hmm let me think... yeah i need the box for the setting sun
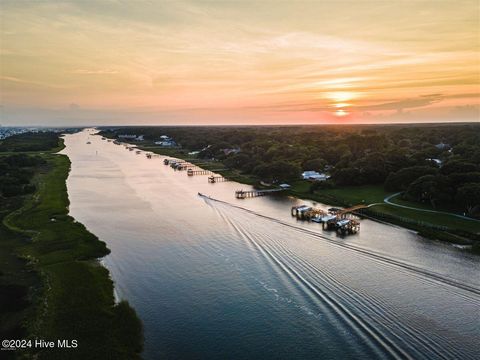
[0,1,479,358]
[0,1,478,125]
[327,92,357,103]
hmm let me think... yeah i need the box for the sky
[1,0,479,126]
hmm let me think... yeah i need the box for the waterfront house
[118,134,144,141]
[302,171,330,181]
[426,158,443,166]
[435,142,450,150]
[221,148,241,156]
[154,140,177,147]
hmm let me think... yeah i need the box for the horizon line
[2,121,479,128]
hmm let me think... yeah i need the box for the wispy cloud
[1,0,478,125]
[72,69,118,75]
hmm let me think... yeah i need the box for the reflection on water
[62,130,480,360]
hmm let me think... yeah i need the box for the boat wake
[201,195,480,360]
[201,195,480,297]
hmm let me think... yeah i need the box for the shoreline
[0,133,144,359]
[101,133,479,254]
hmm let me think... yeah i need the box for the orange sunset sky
[1,0,479,125]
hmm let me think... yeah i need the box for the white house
[222,148,241,155]
[302,171,330,181]
[118,134,137,139]
[118,134,144,141]
[435,142,450,150]
[154,140,177,147]
[426,158,443,166]
[154,134,177,147]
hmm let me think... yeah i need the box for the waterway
[62,129,480,360]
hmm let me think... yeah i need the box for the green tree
[404,174,454,208]
[455,183,480,216]
[302,158,327,171]
[440,160,477,175]
[253,161,300,182]
[384,166,438,192]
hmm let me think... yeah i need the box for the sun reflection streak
[335,109,349,117]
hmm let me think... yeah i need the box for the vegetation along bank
[100,124,480,253]
[0,132,143,360]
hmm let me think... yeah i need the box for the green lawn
[290,181,390,206]
[387,193,466,214]
[370,204,480,234]
[288,181,480,239]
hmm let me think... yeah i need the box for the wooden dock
[188,168,227,176]
[165,158,188,165]
[323,218,360,235]
[208,175,230,183]
[290,204,366,235]
[164,158,200,165]
[235,188,284,199]
[188,169,213,176]
[335,204,368,218]
[291,205,327,220]
[175,164,197,171]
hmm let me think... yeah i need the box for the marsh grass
[1,134,143,359]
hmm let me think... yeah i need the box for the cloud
[72,69,118,75]
[245,94,446,113]
[0,76,66,89]
[355,94,444,111]
[449,104,480,118]
[1,1,478,125]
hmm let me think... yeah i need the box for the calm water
[62,129,480,360]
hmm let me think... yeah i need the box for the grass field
[1,139,143,359]
[369,204,480,234]
[0,196,39,346]
[290,182,389,205]
[387,193,467,214]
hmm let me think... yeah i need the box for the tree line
[100,124,480,217]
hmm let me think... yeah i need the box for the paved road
[382,192,480,222]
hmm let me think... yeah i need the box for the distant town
[0,126,73,140]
